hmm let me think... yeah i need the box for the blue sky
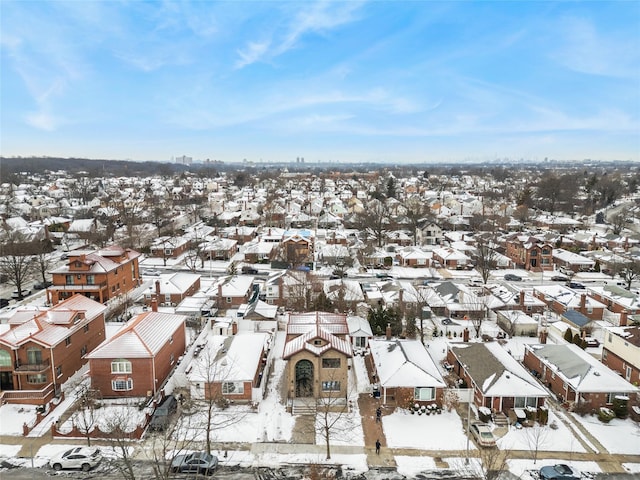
[1,1,639,164]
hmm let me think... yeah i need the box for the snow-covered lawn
[0,404,38,435]
[571,413,640,455]
[383,408,472,450]
[497,410,586,453]
[0,445,22,459]
[395,456,438,476]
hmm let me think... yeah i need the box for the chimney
[232,321,238,335]
[151,297,158,312]
[580,293,586,312]
[539,330,548,344]
[463,328,470,342]
[620,310,628,327]
[155,280,161,296]
[519,290,525,307]
[385,323,392,341]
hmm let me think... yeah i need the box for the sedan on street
[170,451,218,476]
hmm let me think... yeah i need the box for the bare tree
[32,240,55,285]
[190,342,249,455]
[475,447,511,480]
[473,235,498,284]
[70,383,101,446]
[610,210,629,235]
[356,199,392,248]
[524,423,550,465]
[0,232,37,297]
[619,261,640,290]
[314,368,357,460]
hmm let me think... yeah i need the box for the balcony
[15,358,50,373]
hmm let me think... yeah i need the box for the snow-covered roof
[87,311,186,359]
[347,316,373,337]
[450,342,548,398]
[188,332,269,383]
[526,343,638,394]
[369,339,445,389]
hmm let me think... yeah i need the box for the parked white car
[49,447,102,472]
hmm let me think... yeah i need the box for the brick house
[87,310,186,399]
[532,285,606,321]
[47,245,141,305]
[144,273,201,308]
[586,285,639,326]
[367,337,445,407]
[149,236,190,260]
[432,247,470,269]
[601,326,640,386]
[523,343,637,410]
[447,342,548,413]
[188,331,270,404]
[216,275,255,308]
[505,235,553,272]
[282,312,353,402]
[0,294,107,405]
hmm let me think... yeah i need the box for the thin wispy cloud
[0,1,637,161]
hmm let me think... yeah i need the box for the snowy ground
[1,323,639,477]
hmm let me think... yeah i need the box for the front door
[0,371,13,390]
[295,360,314,397]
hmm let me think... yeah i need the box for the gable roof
[450,342,548,398]
[527,343,638,394]
[87,312,185,359]
[282,324,352,359]
[369,339,445,388]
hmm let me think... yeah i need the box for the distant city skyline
[1,1,638,163]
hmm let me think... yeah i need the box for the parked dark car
[241,266,258,274]
[170,451,218,475]
[0,298,10,308]
[503,274,522,281]
[539,463,580,480]
[550,275,569,282]
[566,281,585,289]
[34,280,53,290]
[149,395,177,432]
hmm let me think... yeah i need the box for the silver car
[170,451,218,476]
[49,447,102,472]
[470,421,497,447]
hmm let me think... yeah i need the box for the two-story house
[0,294,107,405]
[47,245,141,305]
[86,309,187,398]
[602,326,640,386]
[505,235,553,272]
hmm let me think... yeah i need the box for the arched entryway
[295,359,314,397]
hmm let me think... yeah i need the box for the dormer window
[314,340,322,346]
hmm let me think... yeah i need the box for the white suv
[49,447,102,472]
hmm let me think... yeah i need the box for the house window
[0,350,11,367]
[27,373,47,384]
[170,353,174,365]
[626,366,632,381]
[226,297,232,304]
[65,337,71,346]
[606,392,624,404]
[66,275,74,285]
[111,359,132,374]
[27,348,42,365]
[322,358,340,368]
[414,387,435,401]
[56,366,62,377]
[531,250,538,257]
[80,345,87,357]
[112,378,133,391]
[355,337,366,348]
[84,324,89,333]
[526,306,532,312]
[602,350,608,360]
[514,397,537,408]
[87,275,95,285]
[322,381,340,391]
[314,340,322,346]
[542,248,550,255]
[222,382,244,394]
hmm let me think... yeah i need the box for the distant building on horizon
[175,155,192,165]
